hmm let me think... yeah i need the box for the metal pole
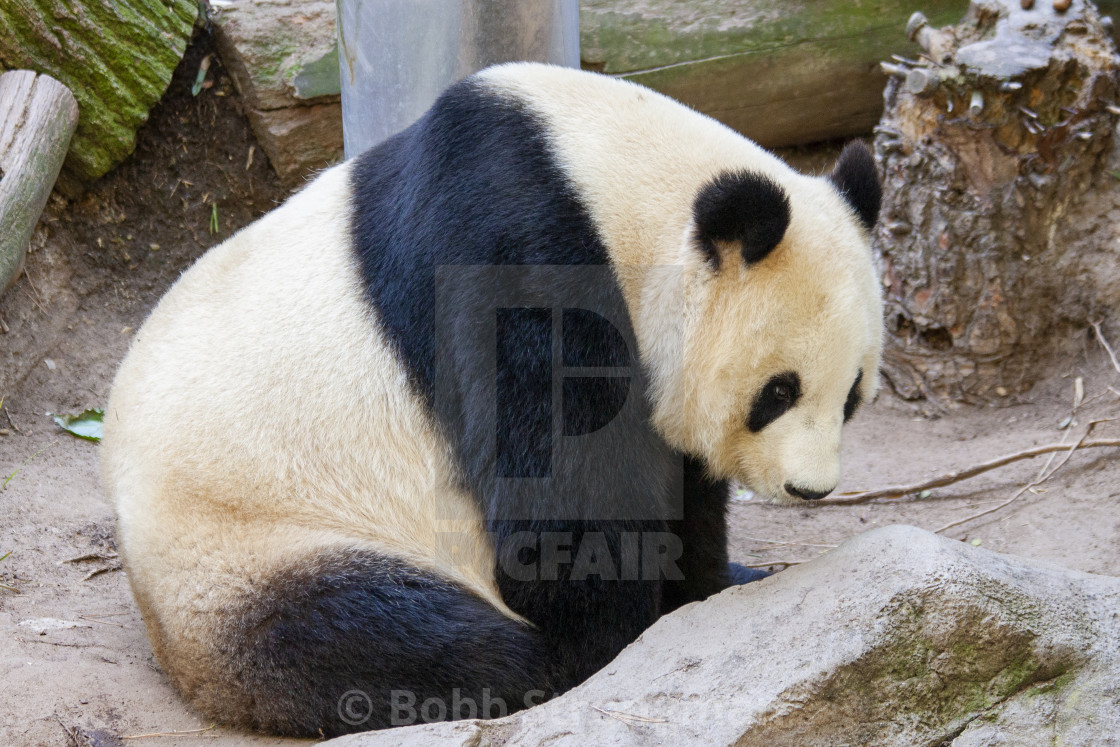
[336,0,580,158]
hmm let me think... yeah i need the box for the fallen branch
[738,559,807,569]
[82,564,122,581]
[1092,321,1120,376]
[60,551,118,565]
[934,420,1109,534]
[55,716,79,747]
[121,725,216,740]
[823,438,1120,506]
[740,534,837,548]
[590,705,668,726]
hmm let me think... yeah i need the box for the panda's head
[638,141,883,504]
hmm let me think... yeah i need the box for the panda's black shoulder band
[692,170,791,269]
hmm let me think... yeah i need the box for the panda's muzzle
[784,483,833,501]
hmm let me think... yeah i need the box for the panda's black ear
[829,141,881,232]
[693,170,791,269]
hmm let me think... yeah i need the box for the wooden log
[0,0,197,193]
[579,0,971,148]
[0,71,78,293]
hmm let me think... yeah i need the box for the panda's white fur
[102,63,882,736]
[480,65,881,501]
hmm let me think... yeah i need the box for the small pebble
[44,358,56,371]
[995,386,1008,396]
[1053,0,1072,11]
[1021,0,1034,7]
[0,429,9,436]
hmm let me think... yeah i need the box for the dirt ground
[1,33,1119,747]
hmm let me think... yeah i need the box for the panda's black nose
[785,483,833,501]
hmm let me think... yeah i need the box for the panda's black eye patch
[748,372,801,433]
[843,370,863,423]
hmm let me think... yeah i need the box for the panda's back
[102,163,509,623]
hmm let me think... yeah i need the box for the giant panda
[102,62,883,736]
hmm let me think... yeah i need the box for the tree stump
[0,71,78,293]
[873,0,1120,404]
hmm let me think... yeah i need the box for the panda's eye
[748,372,801,432]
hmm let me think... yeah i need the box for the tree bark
[0,70,78,293]
[872,0,1120,404]
[0,0,196,194]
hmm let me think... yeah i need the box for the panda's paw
[727,561,771,585]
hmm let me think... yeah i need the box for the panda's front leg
[660,455,764,614]
[490,518,665,693]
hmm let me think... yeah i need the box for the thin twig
[738,559,807,569]
[22,269,47,314]
[78,614,127,628]
[56,716,79,747]
[4,405,23,433]
[590,705,668,726]
[1,397,22,433]
[61,552,119,565]
[934,420,1109,534]
[1036,380,1101,480]
[17,638,93,648]
[121,725,216,739]
[825,439,1120,505]
[1092,321,1120,375]
[740,535,837,548]
[82,565,122,581]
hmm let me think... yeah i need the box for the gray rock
[325,525,1120,746]
[211,0,342,185]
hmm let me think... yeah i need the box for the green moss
[1023,670,1078,698]
[255,37,299,88]
[580,0,971,74]
[292,45,341,99]
[0,0,196,185]
[750,592,1081,744]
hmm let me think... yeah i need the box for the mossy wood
[579,0,970,148]
[0,70,78,294]
[0,0,197,194]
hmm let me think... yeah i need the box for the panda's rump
[102,159,522,681]
[104,161,505,598]
[124,522,546,736]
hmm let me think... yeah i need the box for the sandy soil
[1,33,1118,747]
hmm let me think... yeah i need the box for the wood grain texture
[580,0,971,147]
[0,0,196,192]
[0,70,78,292]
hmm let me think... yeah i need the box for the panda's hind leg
[199,549,550,737]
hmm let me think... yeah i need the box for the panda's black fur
[342,74,760,725]
[102,63,882,736]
